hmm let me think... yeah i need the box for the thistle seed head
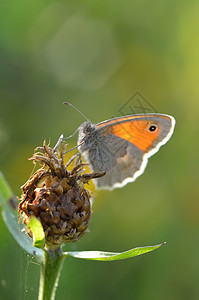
[18,140,105,249]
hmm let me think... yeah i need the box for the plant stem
[39,247,65,300]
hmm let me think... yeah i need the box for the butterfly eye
[148,124,157,132]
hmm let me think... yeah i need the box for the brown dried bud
[18,140,105,249]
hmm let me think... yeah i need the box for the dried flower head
[18,139,105,249]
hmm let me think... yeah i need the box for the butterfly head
[81,121,96,134]
[78,121,97,144]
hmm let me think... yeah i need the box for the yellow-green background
[0,1,199,299]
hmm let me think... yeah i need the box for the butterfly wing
[79,114,175,190]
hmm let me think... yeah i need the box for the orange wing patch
[107,120,160,152]
[97,115,149,128]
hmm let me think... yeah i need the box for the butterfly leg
[64,141,84,155]
[65,153,81,168]
[53,134,64,152]
[74,153,82,166]
[63,127,80,140]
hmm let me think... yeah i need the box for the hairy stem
[39,248,65,300]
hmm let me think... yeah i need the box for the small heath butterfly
[64,103,175,190]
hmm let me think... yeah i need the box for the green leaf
[0,171,14,204]
[0,171,44,260]
[27,216,45,249]
[64,243,165,261]
[0,171,165,263]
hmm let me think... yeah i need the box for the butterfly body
[78,114,175,190]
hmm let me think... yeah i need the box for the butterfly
[77,113,175,190]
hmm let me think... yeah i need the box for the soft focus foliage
[0,1,199,299]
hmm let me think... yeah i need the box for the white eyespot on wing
[80,114,176,190]
[145,115,176,154]
[94,117,176,190]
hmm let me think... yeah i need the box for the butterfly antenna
[63,102,89,122]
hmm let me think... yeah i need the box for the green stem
[39,248,65,300]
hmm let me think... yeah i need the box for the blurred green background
[0,0,199,299]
